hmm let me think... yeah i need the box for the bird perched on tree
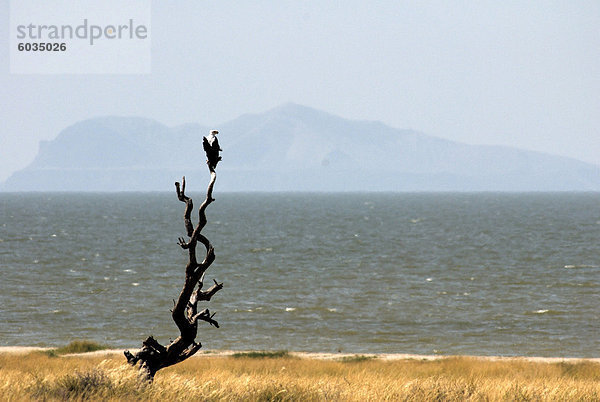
[203,129,222,170]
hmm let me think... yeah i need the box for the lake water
[1,192,599,357]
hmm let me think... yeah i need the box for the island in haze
[3,103,599,192]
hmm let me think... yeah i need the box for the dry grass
[1,351,599,401]
[41,340,110,358]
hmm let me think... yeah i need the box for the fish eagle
[203,129,222,169]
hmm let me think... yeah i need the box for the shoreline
[1,346,598,363]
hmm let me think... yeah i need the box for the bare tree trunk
[124,165,223,380]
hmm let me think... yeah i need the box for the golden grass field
[1,347,600,401]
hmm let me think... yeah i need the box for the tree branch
[191,308,219,328]
[196,279,224,302]
[175,177,194,237]
[125,159,223,380]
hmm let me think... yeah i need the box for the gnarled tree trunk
[124,164,222,380]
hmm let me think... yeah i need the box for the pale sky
[1,1,599,182]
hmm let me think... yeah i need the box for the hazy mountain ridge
[28,117,210,171]
[3,103,599,191]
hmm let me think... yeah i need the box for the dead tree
[124,163,223,380]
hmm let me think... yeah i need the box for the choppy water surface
[1,192,599,357]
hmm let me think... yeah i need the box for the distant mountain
[3,103,600,191]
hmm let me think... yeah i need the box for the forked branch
[124,163,223,381]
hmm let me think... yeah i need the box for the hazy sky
[1,1,599,182]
